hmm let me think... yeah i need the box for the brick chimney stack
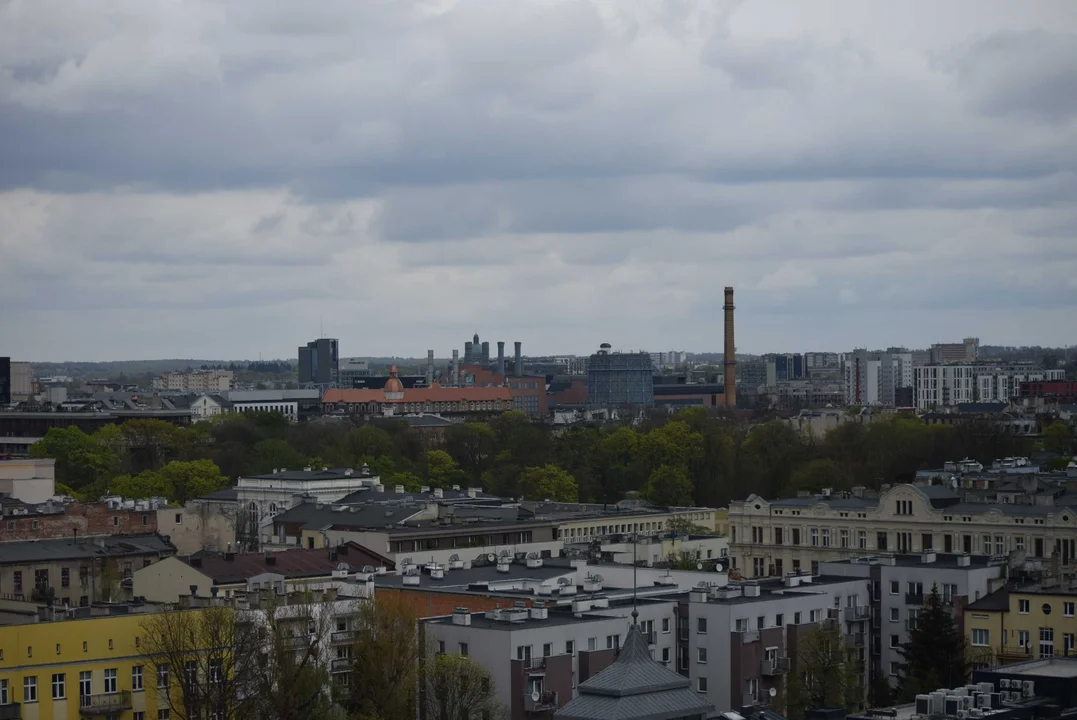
[724,286,736,408]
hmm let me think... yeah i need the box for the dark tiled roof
[966,587,1011,612]
[556,624,713,720]
[181,542,393,584]
[273,502,421,530]
[242,468,375,481]
[194,488,238,502]
[0,534,175,565]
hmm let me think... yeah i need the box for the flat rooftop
[829,553,1000,570]
[988,658,1077,678]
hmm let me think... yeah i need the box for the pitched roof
[323,385,513,404]
[555,624,713,720]
[180,542,393,584]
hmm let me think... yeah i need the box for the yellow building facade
[0,610,196,720]
[965,585,1077,670]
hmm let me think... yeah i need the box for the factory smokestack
[514,342,522,377]
[426,350,434,386]
[481,341,490,367]
[497,341,505,378]
[452,349,460,387]
[723,286,736,408]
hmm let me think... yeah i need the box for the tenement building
[728,484,1077,579]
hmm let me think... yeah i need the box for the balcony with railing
[330,657,352,673]
[523,690,558,713]
[844,605,870,622]
[0,703,21,720]
[905,592,924,606]
[844,632,865,647]
[524,656,547,672]
[331,630,357,644]
[79,691,132,716]
[761,657,790,675]
[741,629,760,644]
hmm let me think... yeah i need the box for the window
[543,643,552,657]
[858,531,867,549]
[735,618,748,632]
[0,680,6,705]
[877,532,888,550]
[890,608,899,622]
[1064,602,1074,617]
[792,528,801,545]
[971,629,990,646]
[104,669,117,694]
[565,641,574,655]
[159,711,171,720]
[890,634,900,648]
[840,529,849,548]
[52,673,65,700]
[79,671,92,704]
[775,614,784,627]
[587,637,596,651]
[1065,634,1075,655]
[890,581,899,595]
[662,647,670,663]
[889,662,900,676]
[14,571,22,593]
[757,616,765,630]
[61,567,70,588]
[1018,630,1030,650]
[437,641,446,655]
[24,676,37,703]
[209,658,223,685]
[794,612,802,624]
[821,529,830,547]
[157,664,169,689]
[184,661,197,689]
[921,533,933,551]
[459,643,468,657]
[132,666,143,691]
[662,617,671,633]
[606,635,620,650]
[1039,627,1054,658]
[697,618,707,634]
[1019,599,1031,614]
[811,528,819,547]
[136,713,145,720]
[810,610,820,623]
[697,647,707,663]
[697,676,708,693]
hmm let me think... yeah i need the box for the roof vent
[957,554,971,567]
[452,608,471,626]
[921,552,937,564]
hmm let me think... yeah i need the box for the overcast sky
[2,0,1076,362]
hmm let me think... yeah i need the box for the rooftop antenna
[320,315,324,339]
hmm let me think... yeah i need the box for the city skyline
[2,1,1076,361]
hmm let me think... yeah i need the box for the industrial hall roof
[555,623,714,720]
[322,384,513,404]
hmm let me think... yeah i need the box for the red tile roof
[323,384,513,404]
[182,542,393,584]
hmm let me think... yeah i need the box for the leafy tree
[30,426,121,491]
[120,418,185,473]
[896,584,969,700]
[443,422,496,476]
[738,421,806,498]
[667,515,715,537]
[639,421,703,471]
[1043,422,1073,456]
[589,426,643,504]
[644,465,695,507]
[425,450,465,488]
[789,458,851,495]
[519,464,579,502]
[423,654,502,720]
[342,593,423,720]
[388,472,423,493]
[786,623,863,720]
[252,439,309,475]
[345,425,395,462]
[111,459,227,503]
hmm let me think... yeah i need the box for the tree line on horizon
[29,406,1073,508]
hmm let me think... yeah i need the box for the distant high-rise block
[298,338,339,386]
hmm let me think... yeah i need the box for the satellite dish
[769,687,778,698]
[697,562,703,570]
[558,577,571,586]
[592,574,603,583]
[336,562,349,570]
[499,549,510,557]
[449,554,460,562]
[487,554,495,562]
[531,690,541,703]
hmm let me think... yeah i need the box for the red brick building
[461,365,549,417]
[0,501,159,542]
[323,366,514,418]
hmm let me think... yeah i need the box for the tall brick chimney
[723,286,736,408]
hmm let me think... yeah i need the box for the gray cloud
[0,0,1075,360]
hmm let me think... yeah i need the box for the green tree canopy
[644,464,695,507]
[519,464,579,502]
[786,623,863,720]
[1043,422,1073,456]
[251,439,309,475]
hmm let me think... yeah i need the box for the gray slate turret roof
[555,623,713,720]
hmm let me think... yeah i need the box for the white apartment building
[152,369,234,392]
[914,364,1065,410]
[843,351,913,407]
[728,483,1077,579]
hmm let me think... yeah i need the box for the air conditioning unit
[976,694,990,708]
[999,679,1010,689]
[915,695,931,716]
[957,710,969,719]
[979,683,994,694]
[970,709,983,718]
[945,697,960,716]
[1023,681,1034,697]
[961,696,973,710]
